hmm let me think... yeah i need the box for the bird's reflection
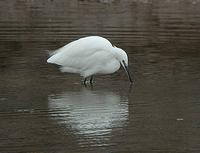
[48,88,129,144]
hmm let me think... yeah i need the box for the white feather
[47,36,130,79]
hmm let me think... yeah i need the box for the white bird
[47,36,132,84]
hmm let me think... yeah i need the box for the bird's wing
[47,36,113,68]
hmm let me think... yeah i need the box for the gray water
[0,0,200,153]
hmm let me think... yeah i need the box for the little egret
[47,36,133,84]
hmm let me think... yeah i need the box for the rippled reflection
[1,0,200,152]
[48,88,128,145]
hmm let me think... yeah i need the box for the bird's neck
[111,47,123,62]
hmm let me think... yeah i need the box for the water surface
[0,0,200,153]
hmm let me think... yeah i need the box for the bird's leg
[82,77,87,86]
[90,76,94,84]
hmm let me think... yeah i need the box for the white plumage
[47,36,132,84]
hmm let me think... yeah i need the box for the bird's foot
[82,76,94,86]
[82,78,87,86]
[89,76,94,84]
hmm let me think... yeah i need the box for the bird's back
[47,36,113,66]
[47,36,117,77]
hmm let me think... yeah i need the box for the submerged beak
[122,61,133,83]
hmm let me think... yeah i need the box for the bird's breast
[98,59,120,74]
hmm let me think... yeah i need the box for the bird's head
[113,47,133,83]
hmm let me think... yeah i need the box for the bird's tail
[46,49,57,64]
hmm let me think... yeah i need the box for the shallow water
[0,0,200,153]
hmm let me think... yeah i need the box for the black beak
[122,61,133,83]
